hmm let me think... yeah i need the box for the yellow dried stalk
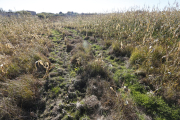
[110,87,118,97]
[121,41,123,49]
[35,60,50,78]
[76,57,81,66]
[94,58,105,66]
[0,64,5,74]
[0,62,8,75]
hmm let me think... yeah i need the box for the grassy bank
[0,16,54,119]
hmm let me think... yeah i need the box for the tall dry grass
[56,5,180,104]
[0,15,53,119]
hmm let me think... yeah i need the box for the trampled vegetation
[0,4,180,120]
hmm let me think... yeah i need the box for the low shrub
[37,14,46,19]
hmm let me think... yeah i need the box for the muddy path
[36,28,153,120]
[37,28,116,120]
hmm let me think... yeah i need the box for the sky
[0,0,179,14]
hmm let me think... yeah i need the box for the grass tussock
[129,46,148,65]
[85,59,109,78]
[0,74,45,119]
[111,40,134,57]
[7,75,43,108]
[70,43,94,67]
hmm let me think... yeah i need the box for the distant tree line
[0,8,96,18]
[36,11,96,19]
[0,8,37,17]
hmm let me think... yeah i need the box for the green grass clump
[113,69,137,87]
[52,86,61,95]
[132,90,180,120]
[80,115,90,120]
[70,70,76,77]
[92,44,102,51]
[129,46,148,65]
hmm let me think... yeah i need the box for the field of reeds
[0,4,180,120]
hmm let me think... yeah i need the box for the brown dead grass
[0,16,53,119]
